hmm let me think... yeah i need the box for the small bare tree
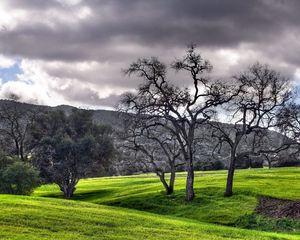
[0,100,37,161]
[119,45,238,201]
[277,103,300,164]
[120,116,183,195]
[211,63,291,197]
[278,103,300,141]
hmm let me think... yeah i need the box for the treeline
[0,101,114,199]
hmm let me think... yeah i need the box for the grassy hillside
[0,194,298,240]
[35,168,300,226]
[0,167,298,239]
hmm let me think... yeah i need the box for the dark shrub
[275,158,300,167]
[0,152,15,168]
[250,159,264,168]
[0,160,40,195]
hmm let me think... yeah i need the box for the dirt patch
[256,196,300,220]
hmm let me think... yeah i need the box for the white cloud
[0,59,126,109]
[42,5,92,28]
[0,1,28,30]
[56,0,82,7]
[0,55,16,69]
[0,59,67,106]
[0,0,92,32]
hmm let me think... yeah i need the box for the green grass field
[0,167,299,239]
[35,168,300,225]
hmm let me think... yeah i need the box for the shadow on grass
[103,187,257,225]
[41,189,113,202]
[72,189,113,202]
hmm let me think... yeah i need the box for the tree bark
[158,172,175,195]
[158,173,169,194]
[224,154,236,197]
[265,155,272,169]
[185,158,195,201]
[64,186,75,199]
[15,139,20,158]
[168,168,176,195]
[60,181,77,199]
[20,142,24,161]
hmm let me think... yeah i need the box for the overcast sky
[0,0,300,109]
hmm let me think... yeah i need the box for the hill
[0,100,121,127]
[0,167,299,239]
[0,99,297,172]
[0,195,297,240]
[34,167,300,234]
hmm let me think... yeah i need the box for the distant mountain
[0,99,298,171]
[0,100,122,127]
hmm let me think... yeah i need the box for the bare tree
[278,103,300,141]
[211,63,291,197]
[119,45,238,201]
[120,116,183,195]
[0,100,37,161]
[276,103,300,165]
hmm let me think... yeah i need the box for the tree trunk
[185,158,195,201]
[158,173,173,195]
[168,168,176,195]
[15,139,20,159]
[265,155,272,169]
[60,182,77,199]
[64,186,76,199]
[20,142,24,161]
[224,155,236,197]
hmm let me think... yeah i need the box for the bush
[0,151,15,168]
[235,213,300,232]
[0,161,40,195]
[275,158,300,167]
[250,159,264,168]
[195,159,226,171]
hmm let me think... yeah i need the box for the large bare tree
[211,63,291,197]
[119,46,238,201]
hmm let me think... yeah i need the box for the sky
[1,0,300,109]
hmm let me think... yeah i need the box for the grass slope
[35,168,300,226]
[0,194,299,240]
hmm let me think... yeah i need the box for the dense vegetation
[30,109,114,198]
[0,154,39,195]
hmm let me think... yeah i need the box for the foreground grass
[0,194,299,240]
[35,167,300,226]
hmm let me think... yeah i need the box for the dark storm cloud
[2,0,300,62]
[7,0,61,10]
[1,0,300,108]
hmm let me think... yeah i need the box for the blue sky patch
[0,59,22,83]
